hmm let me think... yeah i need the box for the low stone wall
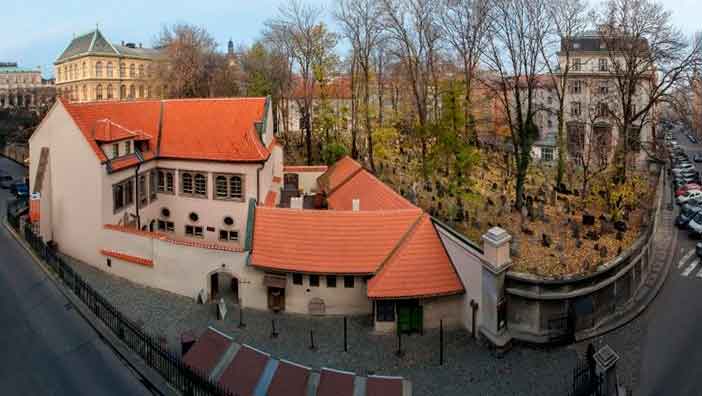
[504,168,664,343]
[1,143,29,167]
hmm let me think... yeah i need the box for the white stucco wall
[28,103,104,267]
[435,224,484,334]
[281,273,371,315]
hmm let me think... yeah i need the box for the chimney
[290,197,303,210]
[352,199,360,212]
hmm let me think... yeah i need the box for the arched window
[194,174,207,196]
[166,172,174,192]
[120,85,127,99]
[182,173,193,194]
[119,63,126,78]
[146,86,151,98]
[63,65,68,80]
[96,85,103,100]
[215,176,227,198]
[138,85,144,98]
[95,61,103,78]
[129,85,135,99]
[230,176,242,199]
[106,84,113,99]
[129,64,136,78]
[82,62,87,78]
[82,85,87,101]
[106,62,114,78]
[138,64,144,77]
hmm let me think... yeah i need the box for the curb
[574,182,677,343]
[2,220,178,396]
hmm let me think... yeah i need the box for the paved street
[636,129,702,396]
[0,156,152,396]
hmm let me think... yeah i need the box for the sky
[1,0,700,78]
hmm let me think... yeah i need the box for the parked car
[0,174,13,189]
[9,181,28,199]
[678,190,702,205]
[677,184,702,197]
[688,212,702,237]
[677,205,702,228]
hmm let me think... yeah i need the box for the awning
[263,273,287,289]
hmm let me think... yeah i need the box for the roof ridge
[370,212,426,275]
[327,165,363,196]
[87,30,98,52]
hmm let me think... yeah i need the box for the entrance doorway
[397,300,423,334]
[209,271,239,304]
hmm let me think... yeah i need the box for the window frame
[180,170,208,198]
[157,220,175,233]
[185,225,204,238]
[149,169,158,201]
[156,168,175,194]
[212,173,245,201]
[376,301,395,322]
[326,275,337,288]
[218,229,239,242]
[112,177,135,213]
[309,275,320,287]
[344,276,355,288]
[292,273,303,285]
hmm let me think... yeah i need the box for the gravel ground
[63,255,594,396]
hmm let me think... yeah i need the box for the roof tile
[327,168,415,211]
[100,249,153,267]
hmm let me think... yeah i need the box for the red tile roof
[218,345,269,396]
[327,168,415,211]
[316,368,355,396]
[317,156,362,193]
[183,328,232,377]
[251,208,423,274]
[368,215,464,299]
[266,360,310,396]
[283,165,328,173]
[103,224,242,252]
[366,376,404,396]
[61,97,270,168]
[159,98,269,162]
[100,249,154,267]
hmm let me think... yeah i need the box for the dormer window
[124,141,131,155]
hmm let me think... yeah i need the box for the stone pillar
[594,345,620,396]
[479,226,513,348]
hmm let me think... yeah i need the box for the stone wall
[2,143,28,167]
[504,168,664,343]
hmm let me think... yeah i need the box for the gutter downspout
[256,163,264,204]
[135,162,141,230]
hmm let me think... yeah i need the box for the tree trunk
[350,55,359,159]
[556,111,566,190]
[364,67,374,172]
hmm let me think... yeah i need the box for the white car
[678,190,702,205]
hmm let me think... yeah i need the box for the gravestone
[217,298,227,320]
[308,297,326,315]
[510,236,521,257]
[197,289,207,304]
[541,233,552,247]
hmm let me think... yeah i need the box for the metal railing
[5,203,236,396]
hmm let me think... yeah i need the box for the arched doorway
[209,270,239,304]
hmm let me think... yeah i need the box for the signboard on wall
[29,192,40,223]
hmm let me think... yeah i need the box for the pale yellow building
[54,29,164,102]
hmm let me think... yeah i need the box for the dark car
[10,181,28,198]
[0,174,13,189]
[694,154,702,163]
[677,205,702,228]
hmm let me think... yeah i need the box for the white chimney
[352,199,360,212]
[291,197,303,210]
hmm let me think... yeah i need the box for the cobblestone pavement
[66,255,580,396]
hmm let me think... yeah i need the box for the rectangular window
[219,230,239,241]
[185,225,204,238]
[344,276,354,288]
[181,171,207,197]
[124,141,131,155]
[571,102,582,117]
[597,102,609,118]
[599,58,609,72]
[292,273,303,285]
[112,177,134,212]
[112,144,119,159]
[542,147,554,162]
[213,173,245,201]
[376,301,395,322]
[138,174,147,207]
[570,80,582,95]
[157,220,174,232]
[149,170,157,201]
[309,275,320,287]
[124,179,134,206]
[157,169,175,194]
[326,275,337,288]
[599,83,609,95]
[571,58,582,71]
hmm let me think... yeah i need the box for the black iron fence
[5,203,236,396]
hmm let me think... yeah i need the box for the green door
[397,301,422,334]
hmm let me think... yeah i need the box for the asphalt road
[0,156,152,396]
[638,129,702,396]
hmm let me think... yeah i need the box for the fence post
[343,316,348,352]
[440,319,444,366]
[396,332,403,357]
[238,305,246,328]
[270,319,278,338]
[309,330,315,350]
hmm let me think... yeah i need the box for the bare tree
[265,0,337,165]
[595,0,702,179]
[155,23,218,98]
[539,0,588,190]
[439,0,490,144]
[482,0,550,210]
[380,0,442,175]
[335,0,385,170]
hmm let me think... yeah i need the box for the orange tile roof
[159,98,269,162]
[61,97,270,167]
[327,168,415,211]
[100,249,154,267]
[368,215,464,299]
[103,224,242,252]
[263,190,277,207]
[250,207,423,274]
[317,156,362,193]
[283,165,328,173]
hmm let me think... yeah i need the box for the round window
[189,212,199,222]
[223,216,234,226]
[161,208,170,218]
